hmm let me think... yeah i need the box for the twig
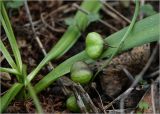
[72,86,88,113]
[0,80,12,88]
[72,3,118,32]
[120,98,124,114]
[151,82,156,114]
[101,0,131,24]
[104,87,134,110]
[0,90,8,96]
[24,0,53,70]
[145,70,159,79]
[91,84,107,114]
[40,13,65,33]
[75,84,99,113]
[122,67,135,82]
[24,4,69,27]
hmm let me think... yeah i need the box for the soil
[0,0,159,113]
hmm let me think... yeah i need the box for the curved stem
[93,0,140,80]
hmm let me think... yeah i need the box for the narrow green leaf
[0,40,17,69]
[0,67,20,75]
[0,2,22,73]
[34,13,160,93]
[23,65,43,113]
[27,0,102,83]
[0,83,23,112]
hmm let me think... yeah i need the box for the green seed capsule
[71,61,92,85]
[85,32,104,59]
[66,95,80,112]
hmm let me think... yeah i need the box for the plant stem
[93,0,140,80]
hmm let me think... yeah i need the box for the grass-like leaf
[27,0,102,82]
[0,67,20,75]
[0,2,22,73]
[33,13,160,93]
[0,83,23,112]
[0,40,17,69]
[22,65,43,113]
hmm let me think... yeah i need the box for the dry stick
[72,86,88,113]
[0,90,8,96]
[151,82,156,114]
[72,3,118,32]
[104,44,158,110]
[24,0,53,70]
[102,7,122,22]
[122,67,135,83]
[75,84,99,113]
[107,108,135,113]
[61,76,98,112]
[147,70,160,78]
[40,13,65,33]
[100,0,131,24]
[24,4,69,27]
[0,80,12,88]
[92,85,107,114]
[120,98,125,114]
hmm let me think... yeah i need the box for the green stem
[93,0,140,79]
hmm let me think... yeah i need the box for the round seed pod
[85,32,104,59]
[70,61,93,85]
[66,95,80,112]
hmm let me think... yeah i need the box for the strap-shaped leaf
[0,83,23,112]
[0,40,17,69]
[0,2,22,73]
